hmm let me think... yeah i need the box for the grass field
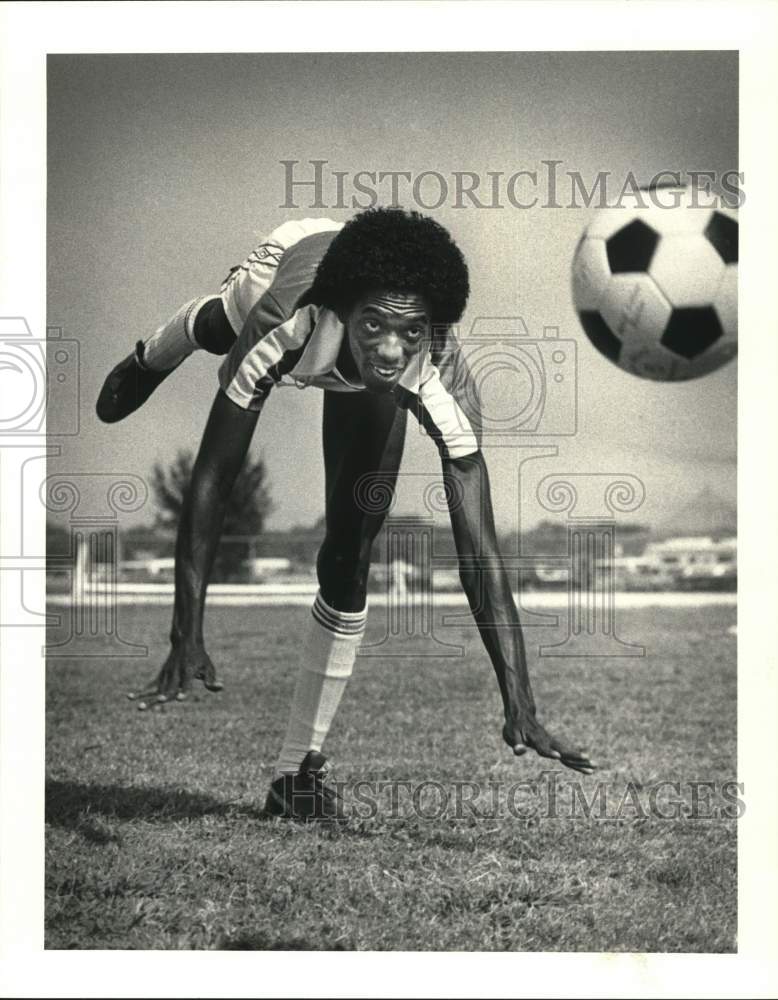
[45,601,737,951]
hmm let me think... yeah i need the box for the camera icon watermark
[420,317,578,448]
[0,318,80,436]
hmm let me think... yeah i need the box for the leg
[95,296,236,423]
[272,391,406,783]
[318,389,408,610]
[95,218,331,424]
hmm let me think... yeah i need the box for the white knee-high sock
[140,295,217,372]
[274,592,367,776]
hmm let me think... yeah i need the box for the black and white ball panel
[606,219,659,274]
[704,211,738,265]
[571,190,738,381]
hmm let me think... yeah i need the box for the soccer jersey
[218,219,481,459]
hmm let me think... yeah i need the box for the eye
[364,319,381,333]
[405,326,424,341]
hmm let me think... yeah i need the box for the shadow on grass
[46,780,488,844]
[45,778,262,830]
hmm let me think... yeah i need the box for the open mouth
[369,363,403,382]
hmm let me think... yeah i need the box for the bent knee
[192,297,236,355]
[317,539,374,611]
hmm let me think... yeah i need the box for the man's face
[342,291,430,394]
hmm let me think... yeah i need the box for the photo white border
[1,2,776,996]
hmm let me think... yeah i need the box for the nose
[375,335,404,366]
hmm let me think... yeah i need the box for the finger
[545,735,594,764]
[512,743,528,756]
[568,753,596,768]
[158,669,182,699]
[557,749,595,769]
[159,668,188,700]
[127,682,161,702]
[565,760,596,773]
[131,690,160,707]
[134,684,166,711]
[556,747,594,765]
[155,689,189,706]
[562,753,594,768]
[561,758,596,775]
[196,662,224,692]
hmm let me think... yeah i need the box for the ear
[336,292,365,326]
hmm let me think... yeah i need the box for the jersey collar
[290,307,347,379]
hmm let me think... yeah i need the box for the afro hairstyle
[307,207,470,325]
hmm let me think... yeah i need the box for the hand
[127,640,223,710]
[503,717,596,775]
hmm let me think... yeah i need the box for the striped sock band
[311,591,367,637]
[141,295,214,372]
[273,594,367,777]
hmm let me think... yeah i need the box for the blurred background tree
[150,448,273,581]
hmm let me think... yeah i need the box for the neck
[336,336,360,381]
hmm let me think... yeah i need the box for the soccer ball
[571,186,737,381]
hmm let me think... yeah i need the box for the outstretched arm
[443,450,595,774]
[129,390,260,708]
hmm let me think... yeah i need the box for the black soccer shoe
[95,342,179,423]
[262,751,345,822]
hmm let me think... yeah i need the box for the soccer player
[98,208,595,819]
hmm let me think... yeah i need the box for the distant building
[643,536,736,589]
[108,486,736,593]
[244,557,292,581]
[533,565,569,588]
[122,556,175,581]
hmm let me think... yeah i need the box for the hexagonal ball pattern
[715,203,739,222]
[617,341,693,381]
[649,233,725,307]
[640,187,714,236]
[599,273,672,347]
[585,186,713,243]
[577,310,622,363]
[606,219,659,274]
[678,339,738,378]
[713,264,737,337]
[571,236,610,311]
[661,307,724,359]
[704,211,738,264]
[585,201,647,240]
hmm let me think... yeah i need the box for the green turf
[45,602,737,951]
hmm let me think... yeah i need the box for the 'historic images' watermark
[285,775,745,822]
[280,160,745,211]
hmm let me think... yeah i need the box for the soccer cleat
[95,342,179,423]
[262,750,345,822]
